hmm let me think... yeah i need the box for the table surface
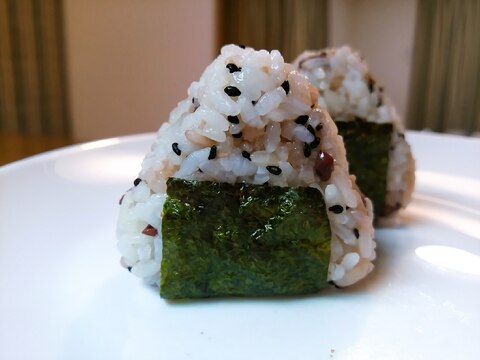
[0,132,73,166]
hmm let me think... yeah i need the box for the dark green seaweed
[160,178,331,299]
[336,119,392,217]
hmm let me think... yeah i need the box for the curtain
[218,0,328,63]
[407,0,480,135]
[0,0,69,136]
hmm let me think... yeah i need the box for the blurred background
[1,0,479,165]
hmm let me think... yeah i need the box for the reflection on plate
[0,131,479,360]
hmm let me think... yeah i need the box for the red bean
[315,151,334,181]
[142,224,158,237]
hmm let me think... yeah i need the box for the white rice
[294,46,415,224]
[116,45,376,289]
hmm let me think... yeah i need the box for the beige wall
[64,0,416,141]
[328,0,417,120]
[64,0,217,141]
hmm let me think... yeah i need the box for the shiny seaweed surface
[160,178,331,299]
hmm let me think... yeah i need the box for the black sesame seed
[237,44,246,49]
[232,131,243,138]
[307,124,316,136]
[303,142,311,158]
[368,77,375,93]
[251,100,257,105]
[133,178,141,186]
[172,142,181,156]
[208,145,217,160]
[266,165,282,175]
[354,228,360,239]
[315,123,323,131]
[226,63,242,73]
[191,98,200,112]
[310,137,320,149]
[242,150,251,161]
[295,115,309,125]
[119,194,125,205]
[328,205,344,214]
[227,115,240,124]
[281,80,290,94]
[328,280,341,289]
[224,86,241,97]
[127,266,132,272]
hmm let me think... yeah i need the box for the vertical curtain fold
[0,0,69,136]
[408,0,480,135]
[0,0,18,132]
[219,0,328,63]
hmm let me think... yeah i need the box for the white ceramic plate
[1,131,479,360]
